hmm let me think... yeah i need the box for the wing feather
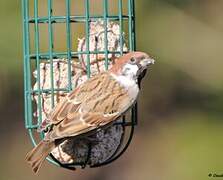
[43,72,132,141]
[46,112,119,141]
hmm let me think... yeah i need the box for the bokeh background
[0,0,223,179]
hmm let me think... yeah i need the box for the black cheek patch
[137,69,147,89]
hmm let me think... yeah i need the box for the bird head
[110,51,155,87]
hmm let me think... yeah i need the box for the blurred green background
[0,0,223,179]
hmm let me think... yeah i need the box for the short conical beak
[137,58,155,89]
[140,58,155,67]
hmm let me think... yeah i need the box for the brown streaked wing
[46,112,119,141]
[45,72,131,141]
[47,86,81,125]
[47,97,81,125]
[46,73,110,125]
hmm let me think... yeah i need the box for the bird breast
[111,73,139,102]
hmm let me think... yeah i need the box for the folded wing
[44,72,131,141]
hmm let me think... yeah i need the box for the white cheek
[123,64,139,76]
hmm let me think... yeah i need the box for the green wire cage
[22,0,137,170]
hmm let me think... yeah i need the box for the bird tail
[25,140,55,173]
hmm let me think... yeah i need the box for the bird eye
[130,57,136,63]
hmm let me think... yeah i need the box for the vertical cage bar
[118,0,123,56]
[119,0,125,126]
[103,0,109,70]
[128,0,137,125]
[22,0,28,127]
[133,103,138,125]
[131,0,136,50]
[47,0,55,107]
[66,0,72,91]
[131,0,137,125]
[128,0,133,51]
[85,0,91,78]
[24,0,33,128]
[34,0,43,125]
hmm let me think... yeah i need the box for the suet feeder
[22,0,137,170]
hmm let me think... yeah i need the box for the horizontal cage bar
[28,15,129,23]
[29,51,129,60]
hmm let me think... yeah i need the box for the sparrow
[25,51,155,173]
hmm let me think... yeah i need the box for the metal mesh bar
[48,0,55,108]
[34,0,43,125]
[66,0,72,91]
[24,0,33,128]
[131,0,136,50]
[29,50,128,59]
[131,0,138,125]
[29,15,129,23]
[22,0,28,127]
[85,0,91,78]
[118,0,123,56]
[103,0,109,70]
[129,0,137,125]
[128,0,133,51]
[128,0,137,125]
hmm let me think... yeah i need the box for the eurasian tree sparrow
[25,51,155,173]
